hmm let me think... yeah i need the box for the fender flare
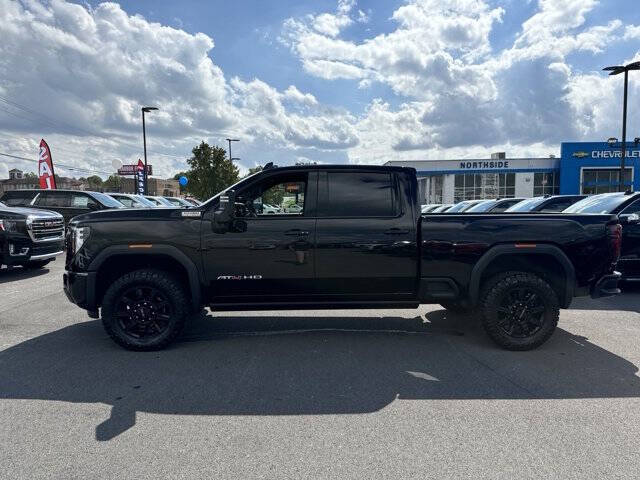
[468,244,575,308]
[88,244,202,310]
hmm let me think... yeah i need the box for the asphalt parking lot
[1,260,640,479]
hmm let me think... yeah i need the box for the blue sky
[1,0,640,179]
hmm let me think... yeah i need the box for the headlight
[72,226,91,254]
[0,219,18,232]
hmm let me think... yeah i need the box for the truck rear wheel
[480,271,559,351]
[101,269,189,351]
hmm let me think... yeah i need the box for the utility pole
[603,62,640,191]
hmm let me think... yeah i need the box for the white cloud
[1,0,639,182]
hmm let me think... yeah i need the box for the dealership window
[429,175,443,203]
[534,172,559,196]
[581,168,633,194]
[454,173,515,202]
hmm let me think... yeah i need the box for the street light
[142,106,159,194]
[226,138,240,162]
[603,61,640,191]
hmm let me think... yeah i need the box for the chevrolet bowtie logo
[572,151,589,158]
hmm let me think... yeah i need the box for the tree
[103,175,122,192]
[86,175,103,190]
[185,141,239,200]
[245,166,263,177]
[173,171,188,194]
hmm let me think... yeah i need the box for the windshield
[91,192,125,208]
[563,193,632,214]
[465,200,496,212]
[132,195,157,207]
[447,201,472,212]
[505,197,546,212]
[201,171,263,206]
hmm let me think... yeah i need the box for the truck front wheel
[480,271,559,351]
[101,269,189,351]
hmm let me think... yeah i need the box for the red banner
[38,139,57,189]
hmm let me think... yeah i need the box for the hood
[70,205,196,225]
[0,206,63,219]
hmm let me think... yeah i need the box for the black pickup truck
[63,165,621,351]
[1,201,65,269]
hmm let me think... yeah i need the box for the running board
[209,301,421,312]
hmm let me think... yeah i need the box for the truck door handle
[284,229,309,236]
[384,228,409,235]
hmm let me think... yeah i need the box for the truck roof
[261,164,416,174]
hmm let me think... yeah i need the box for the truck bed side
[419,213,618,306]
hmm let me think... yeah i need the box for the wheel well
[479,253,567,303]
[95,254,192,307]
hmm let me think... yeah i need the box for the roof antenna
[263,162,277,170]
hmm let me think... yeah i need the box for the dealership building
[385,141,640,204]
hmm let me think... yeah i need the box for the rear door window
[320,172,396,217]
[71,194,98,209]
[37,191,70,207]
[539,198,576,212]
[621,199,640,214]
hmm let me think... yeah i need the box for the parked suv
[1,201,64,269]
[0,190,124,225]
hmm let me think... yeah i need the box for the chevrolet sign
[572,151,589,158]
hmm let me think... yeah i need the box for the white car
[284,204,303,214]
[262,203,282,214]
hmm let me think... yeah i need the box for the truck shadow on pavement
[1,309,640,442]
[0,266,51,284]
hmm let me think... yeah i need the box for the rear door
[34,191,72,222]
[314,170,417,299]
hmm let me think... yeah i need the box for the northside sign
[459,160,510,170]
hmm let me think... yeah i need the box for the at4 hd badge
[217,275,263,280]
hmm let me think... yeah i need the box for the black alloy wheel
[114,286,173,340]
[102,269,189,351]
[481,271,559,351]
[495,286,546,338]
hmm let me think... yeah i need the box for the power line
[0,151,113,176]
[0,95,238,160]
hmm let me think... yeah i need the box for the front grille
[30,218,64,242]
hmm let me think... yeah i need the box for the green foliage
[184,141,239,200]
[103,175,122,191]
[86,175,103,189]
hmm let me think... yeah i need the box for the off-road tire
[101,269,189,351]
[481,271,559,351]
[439,301,471,314]
[21,260,51,269]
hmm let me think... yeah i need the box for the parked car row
[0,189,200,225]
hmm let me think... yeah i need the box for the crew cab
[0,201,64,269]
[63,165,621,352]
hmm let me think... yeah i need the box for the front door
[201,170,317,302]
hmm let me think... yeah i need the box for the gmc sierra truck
[1,201,65,269]
[63,165,622,351]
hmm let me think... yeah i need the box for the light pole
[142,106,158,194]
[603,62,640,191]
[226,138,240,162]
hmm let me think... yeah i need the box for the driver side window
[237,173,307,218]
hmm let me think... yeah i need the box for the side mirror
[620,213,640,224]
[213,190,235,232]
